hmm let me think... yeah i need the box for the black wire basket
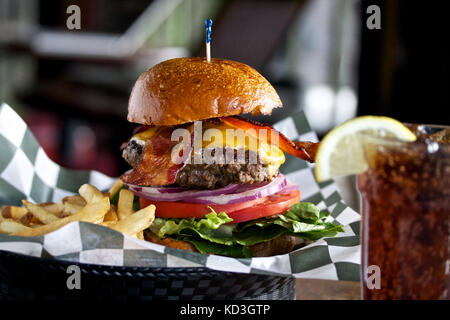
[0,250,295,300]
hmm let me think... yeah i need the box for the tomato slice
[139,189,300,223]
[225,189,300,223]
[139,196,267,219]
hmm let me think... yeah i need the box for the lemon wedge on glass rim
[314,116,417,182]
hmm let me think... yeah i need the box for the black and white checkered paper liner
[0,102,361,281]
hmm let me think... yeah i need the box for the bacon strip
[121,125,193,186]
[221,116,319,162]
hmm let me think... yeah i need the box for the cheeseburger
[119,57,343,257]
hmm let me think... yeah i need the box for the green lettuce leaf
[231,224,287,246]
[149,209,235,245]
[235,202,345,241]
[146,202,345,257]
[183,237,253,258]
[284,202,321,222]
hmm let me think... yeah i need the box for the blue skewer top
[205,19,212,44]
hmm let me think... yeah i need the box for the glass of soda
[357,125,450,299]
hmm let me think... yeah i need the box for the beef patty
[122,138,277,189]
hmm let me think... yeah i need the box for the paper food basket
[0,103,361,300]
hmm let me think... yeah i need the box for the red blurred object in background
[24,111,61,163]
[68,124,118,176]
[25,111,118,177]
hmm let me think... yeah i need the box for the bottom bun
[144,231,295,257]
[249,234,295,257]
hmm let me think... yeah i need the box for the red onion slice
[124,182,240,202]
[125,174,297,206]
[276,182,299,194]
[187,174,288,205]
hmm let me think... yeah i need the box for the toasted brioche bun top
[127,57,282,125]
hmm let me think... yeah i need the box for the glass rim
[359,123,450,151]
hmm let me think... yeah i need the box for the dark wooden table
[296,279,361,300]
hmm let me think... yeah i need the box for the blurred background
[0,0,448,178]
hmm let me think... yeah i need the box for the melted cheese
[201,123,285,176]
[132,122,285,176]
[133,126,159,141]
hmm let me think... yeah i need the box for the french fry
[104,205,118,222]
[61,195,87,216]
[27,215,42,226]
[108,205,155,236]
[4,182,155,241]
[62,202,85,216]
[99,221,116,228]
[79,184,104,203]
[22,200,60,225]
[13,197,110,237]
[29,221,44,228]
[62,195,86,207]
[118,189,134,220]
[108,179,123,197]
[19,212,34,225]
[38,202,64,216]
[1,205,27,220]
[0,219,32,234]
[0,206,33,226]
